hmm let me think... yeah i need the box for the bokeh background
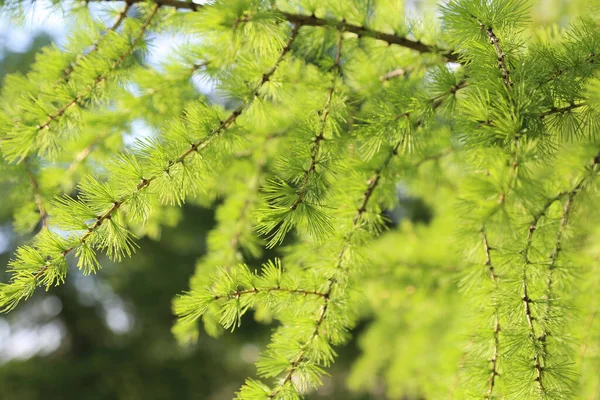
[0,1,594,399]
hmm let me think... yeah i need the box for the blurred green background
[0,0,595,399]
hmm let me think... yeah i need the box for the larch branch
[289,31,343,211]
[87,0,458,61]
[27,19,301,298]
[61,2,132,81]
[37,4,159,133]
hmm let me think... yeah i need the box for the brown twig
[484,26,512,88]
[213,286,328,301]
[539,102,586,118]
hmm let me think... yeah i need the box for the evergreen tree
[1,0,600,398]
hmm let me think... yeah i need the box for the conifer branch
[431,80,468,109]
[7,20,301,309]
[539,154,600,356]
[212,287,328,301]
[173,25,299,165]
[539,102,586,118]
[355,139,402,224]
[546,52,596,83]
[280,12,459,63]
[87,0,458,61]
[518,154,600,392]
[35,4,159,134]
[2,2,599,397]
[474,116,522,396]
[289,31,343,211]
[267,132,406,398]
[61,2,132,81]
[484,26,513,88]
[519,193,567,392]
[481,227,500,398]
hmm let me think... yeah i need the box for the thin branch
[481,227,500,398]
[546,52,596,83]
[474,111,522,396]
[65,142,97,175]
[476,151,519,397]
[430,80,468,109]
[539,102,586,118]
[540,154,600,355]
[268,127,409,398]
[281,12,459,63]
[88,0,201,10]
[413,148,454,168]
[36,4,159,132]
[354,138,403,224]
[290,31,343,211]
[518,154,600,391]
[578,308,598,360]
[174,24,300,165]
[213,287,328,301]
[191,61,210,72]
[519,190,582,390]
[484,26,512,88]
[61,2,132,81]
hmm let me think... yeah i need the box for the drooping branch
[61,2,132,81]
[518,154,600,391]
[470,18,520,382]
[264,84,463,393]
[520,193,565,391]
[36,4,159,133]
[539,154,600,355]
[480,227,500,398]
[289,31,343,211]
[267,126,408,397]
[18,21,302,307]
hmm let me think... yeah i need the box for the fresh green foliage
[1,0,600,399]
